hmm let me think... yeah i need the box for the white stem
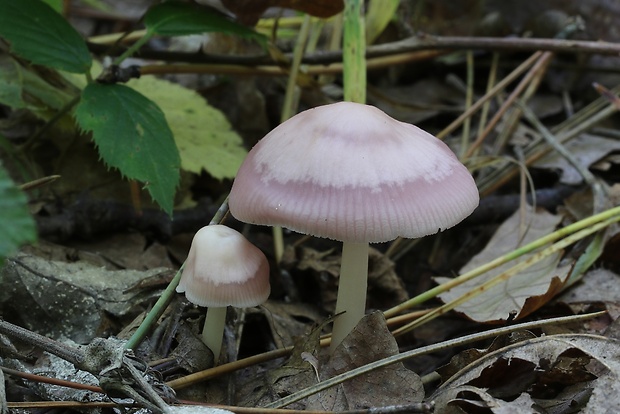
[202,306,227,362]
[330,241,369,352]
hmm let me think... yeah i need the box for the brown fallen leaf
[260,301,324,349]
[306,311,423,411]
[436,330,537,382]
[432,334,620,413]
[236,319,326,410]
[436,205,570,323]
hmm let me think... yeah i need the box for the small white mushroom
[176,225,270,360]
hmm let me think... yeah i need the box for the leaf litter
[436,204,570,323]
[4,0,620,412]
[432,334,620,413]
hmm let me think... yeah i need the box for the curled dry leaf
[306,311,423,411]
[432,334,620,413]
[436,330,538,382]
[436,205,570,323]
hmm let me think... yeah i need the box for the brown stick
[89,34,620,66]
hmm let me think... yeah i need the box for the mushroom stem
[202,306,227,361]
[330,241,369,351]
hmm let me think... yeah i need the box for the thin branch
[89,35,620,66]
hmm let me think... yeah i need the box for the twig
[436,52,542,140]
[88,34,620,66]
[0,367,103,393]
[0,319,84,366]
[464,51,552,158]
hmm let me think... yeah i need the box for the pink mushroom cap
[229,102,479,243]
[176,225,270,307]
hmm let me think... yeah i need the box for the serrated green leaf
[0,0,92,73]
[144,1,265,44]
[75,83,180,214]
[128,76,247,179]
[0,163,37,266]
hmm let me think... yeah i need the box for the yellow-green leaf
[128,76,247,179]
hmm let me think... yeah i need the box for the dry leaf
[306,311,423,410]
[0,251,171,342]
[436,205,569,322]
[534,133,620,185]
[433,334,620,413]
[261,301,324,349]
[237,319,326,409]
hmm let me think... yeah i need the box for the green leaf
[366,0,399,44]
[128,76,247,179]
[0,55,24,109]
[0,55,77,123]
[144,1,266,44]
[75,83,180,215]
[0,163,37,266]
[0,0,92,73]
[41,0,63,12]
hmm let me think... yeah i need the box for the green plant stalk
[393,214,620,336]
[384,204,620,319]
[113,31,155,66]
[342,0,366,103]
[124,265,183,350]
[265,312,605,408]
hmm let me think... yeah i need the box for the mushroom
[176,225,270,360]
[228,102,479,350]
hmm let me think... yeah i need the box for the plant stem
[331,242,369,351]
[113,32,154,66]
[124,265,183,350]
[202,306,227,362]
[342,0,366,103]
